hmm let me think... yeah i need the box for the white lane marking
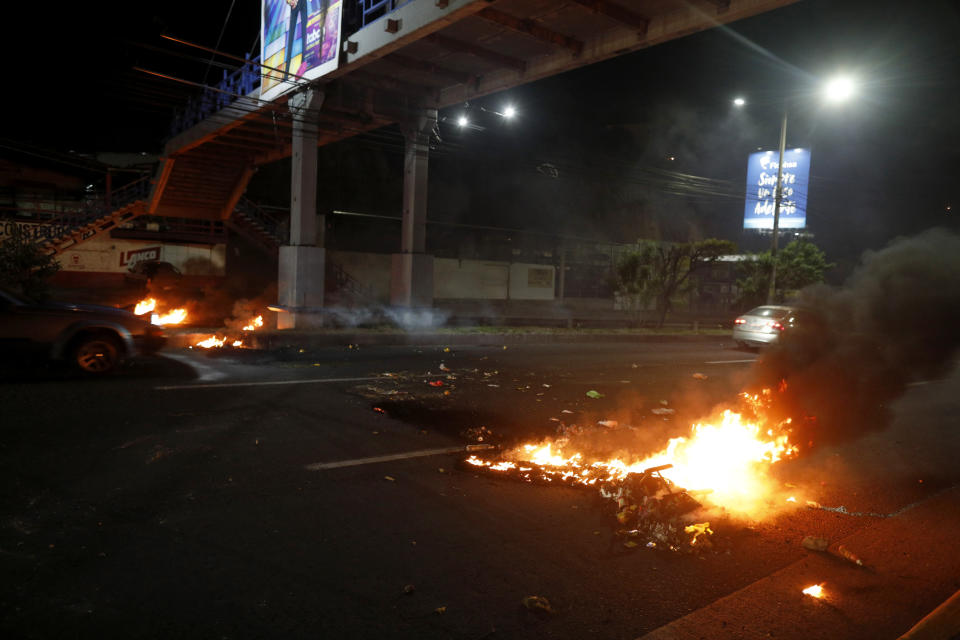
[306,445,495,471]
[907,380,940,387]
[162,352,226,382]
[155,375,389,391]
[704,359,757,364]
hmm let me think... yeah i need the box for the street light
[760,74,856,303]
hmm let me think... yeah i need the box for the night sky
[4,0,958,275]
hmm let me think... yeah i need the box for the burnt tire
[72,334,123,374]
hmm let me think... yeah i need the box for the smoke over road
[749,228,960,447]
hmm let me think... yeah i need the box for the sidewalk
[638,486,960,640]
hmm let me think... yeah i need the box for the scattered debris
[561,409,574,414]
[462,426,493,443]
[602,466,706,551]
[651,408,675,415]
[837,545,864,567]
[521,596,553,614]
[597,420,618,427]
[685,522,713,546]
[384,476,396,482]
[802,536,829,551]
[373,407,386,414]
[692,373,708,380]
[439,363,451,372]
[428,380,445,387]
[586,390,604,399]
[434,606,446,615]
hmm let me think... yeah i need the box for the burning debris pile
[132,296,267,349]
[463,388,798,552]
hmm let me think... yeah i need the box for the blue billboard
[743,148,811,230]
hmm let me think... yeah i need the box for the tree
[615,238,738,327]
[736,238,833,308]
[0,225,61,300]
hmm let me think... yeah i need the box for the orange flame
[468,390,797,516]
[802,584,825,598]
[242,315,264,331]
[196,335,226,349]
[152,308,187,326]
[134,298,157,315]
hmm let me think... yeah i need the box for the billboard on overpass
[743,148,811,230]
[260,0,342,102]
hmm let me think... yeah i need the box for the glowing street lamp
[502,105,516,119]
[457,115,469,127]
[763,74,857,303]
[823,75,856,103]
[733,97,746,107]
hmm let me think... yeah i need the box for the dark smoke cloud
[749,228,960,447]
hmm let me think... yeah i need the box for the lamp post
[767,108,788,304]
[734,74,856,304]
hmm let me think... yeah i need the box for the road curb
[165,330,728,350]
[896,588,960,640]
[635,486,960,640]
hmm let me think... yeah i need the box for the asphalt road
[1,340,958,639]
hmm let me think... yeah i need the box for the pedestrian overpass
[45,0,797,327]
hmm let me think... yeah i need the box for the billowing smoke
[323,305,450,330]
[749,229,960,447]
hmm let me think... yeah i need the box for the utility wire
[203,0,237,85]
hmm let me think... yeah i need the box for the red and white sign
[119,246,161,267]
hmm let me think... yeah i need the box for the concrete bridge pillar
[391,108,437,308]
[278,89,325,329]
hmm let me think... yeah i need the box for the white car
[732,305,816,348]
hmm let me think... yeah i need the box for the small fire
[134,298,157,315]
[133,298,188,326]
[802,584,825,598]
[467,389,797,517]
[193,311,265,349]
[196,336,226,349]
[152,308,187,326]
[242,315,264,331]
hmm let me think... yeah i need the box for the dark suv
[0,288,167,374]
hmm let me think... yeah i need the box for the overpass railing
[166,1,414,141]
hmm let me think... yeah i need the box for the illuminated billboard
[743,148,811,230]
[260,0,342,102]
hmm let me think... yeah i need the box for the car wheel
[73,334,123,374]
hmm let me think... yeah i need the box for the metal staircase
[227,197,287,254]
[39,177,151,257]
[326,261,377,306]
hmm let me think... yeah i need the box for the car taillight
[769,320,784,331]
[734,318,746,325]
